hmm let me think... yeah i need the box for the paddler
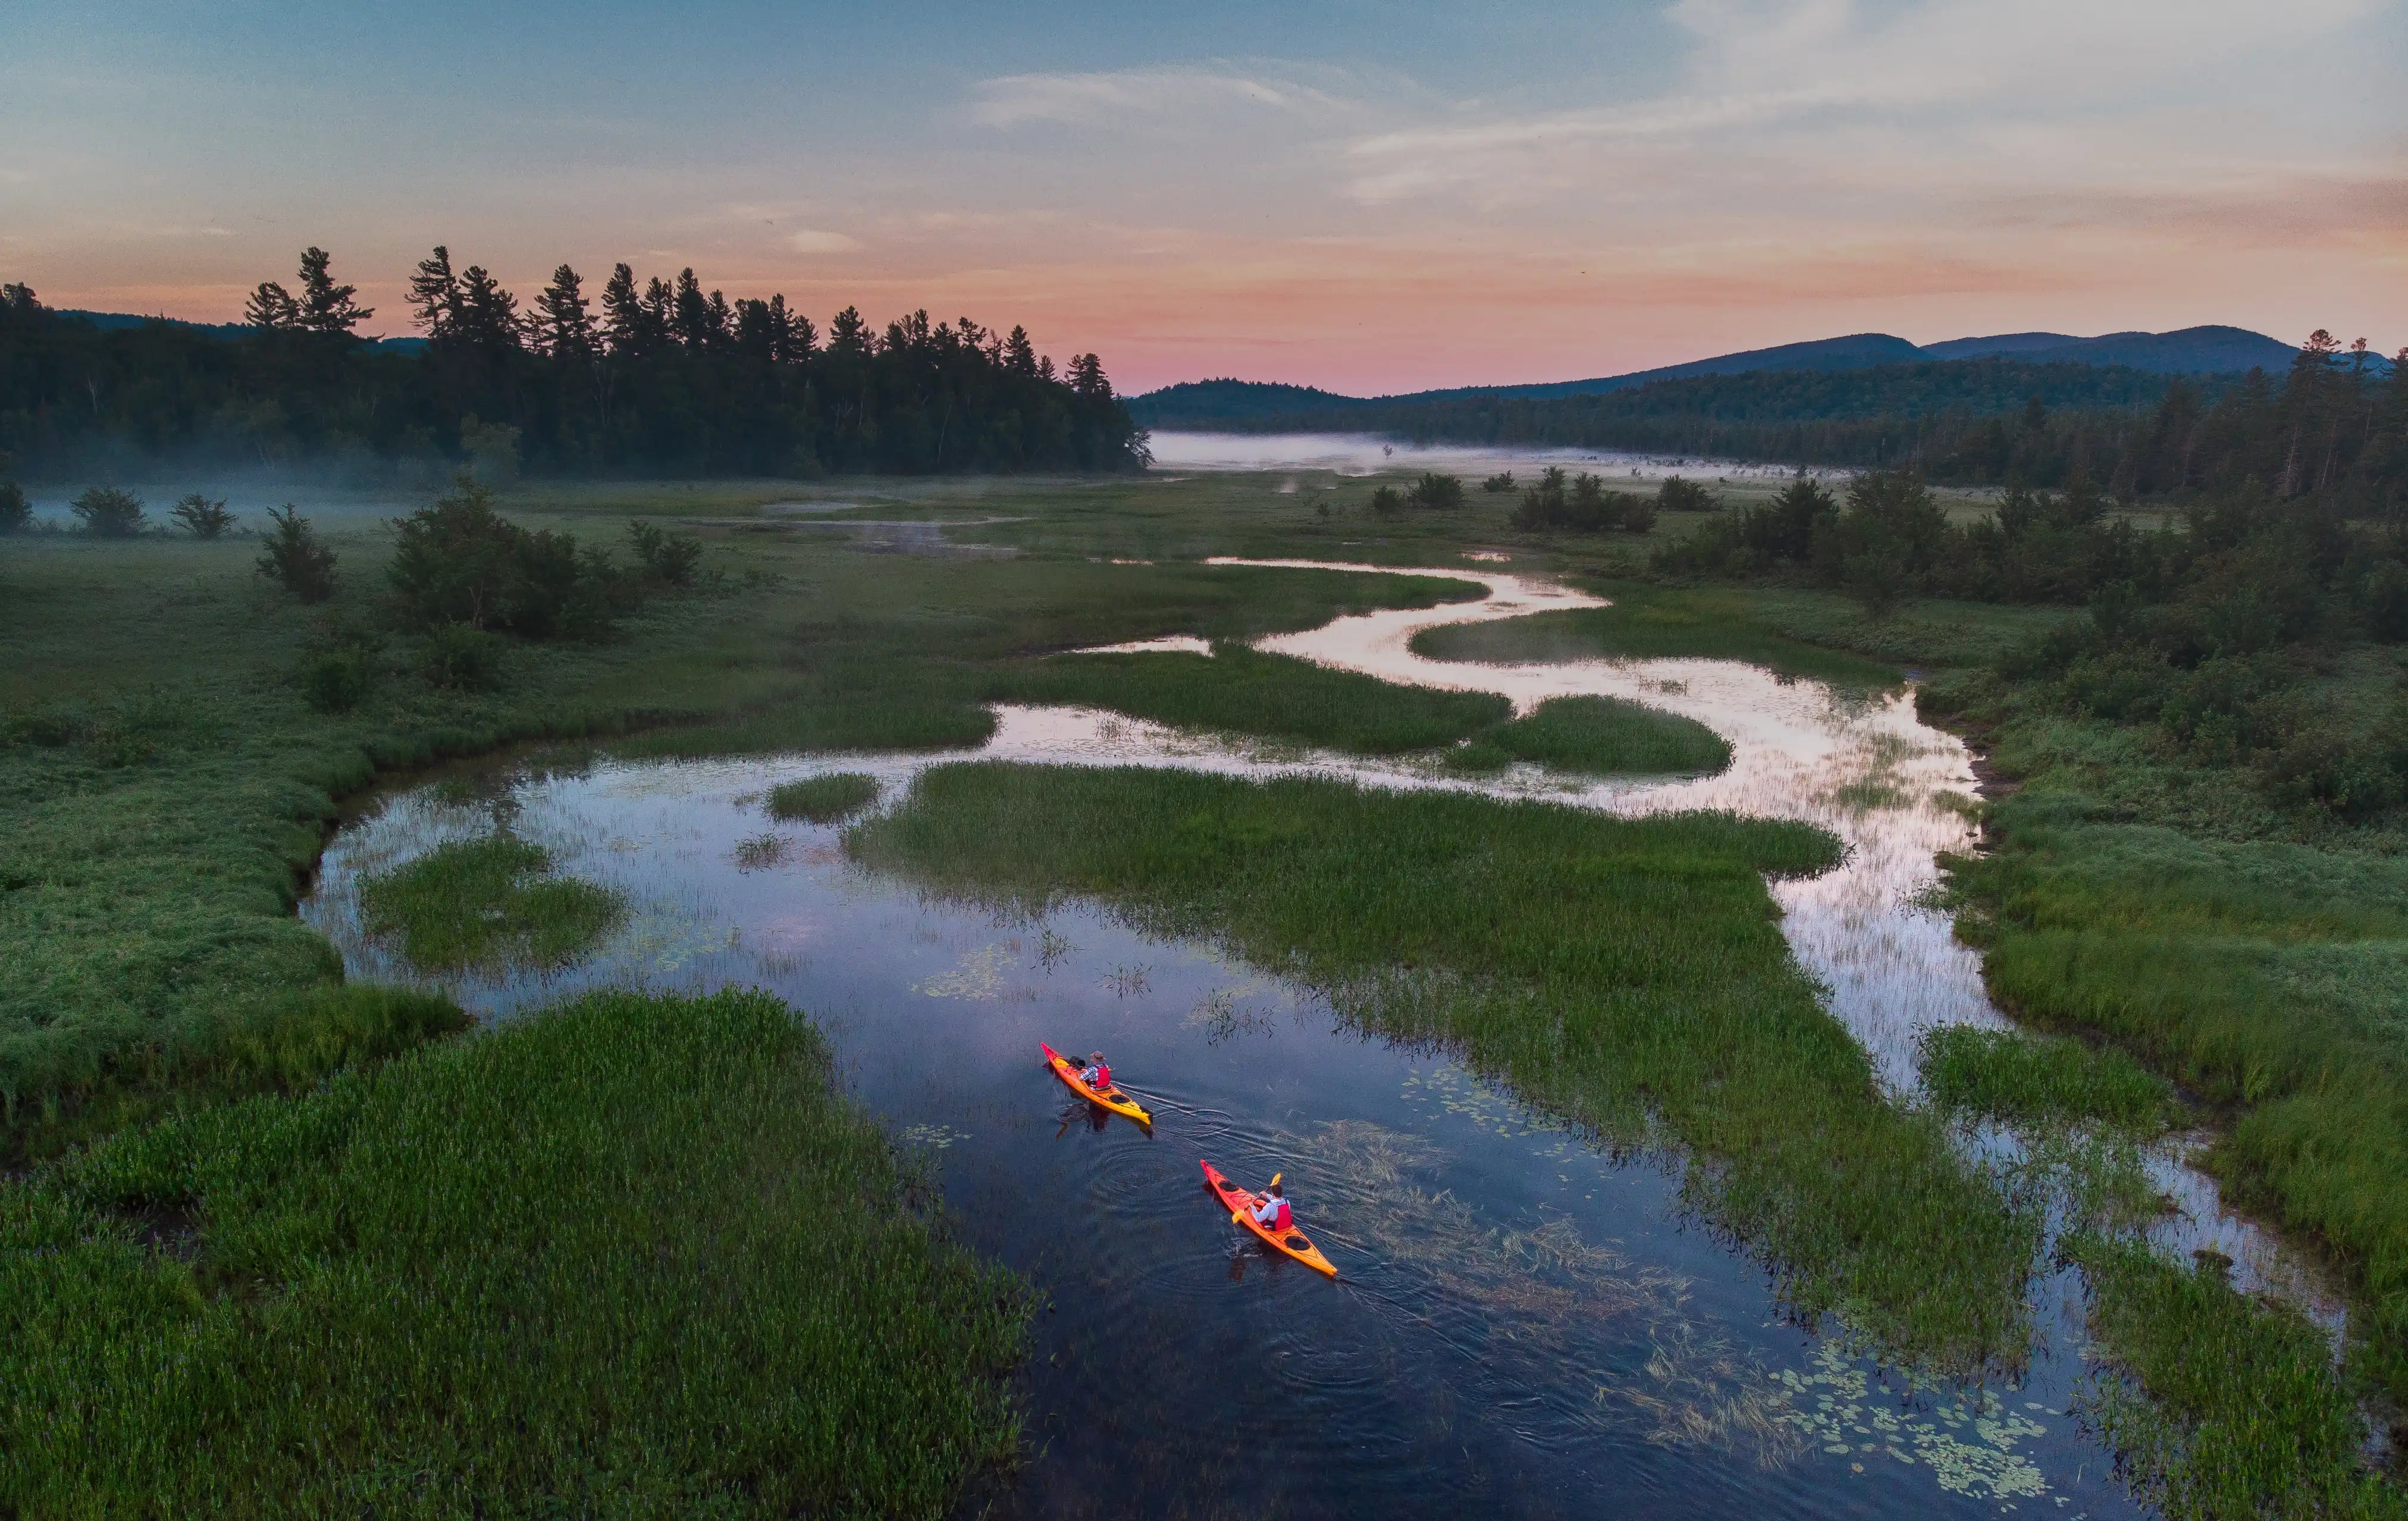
[1077,1051,1113,1090]
[1250,1178,1291,1232]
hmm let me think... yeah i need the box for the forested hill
[0,250,1144,479]
[1130,325,2306,428]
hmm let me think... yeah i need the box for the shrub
[169,494,236,538]
[256,505,337,603]
[1405,472,1466,512]
[390,476,628,638]
[1369,485,1405,518]
[298,646,377,714]
[1481,472,1516,494]
[70,487,146,537]
[0,480,28,534]
[1513,467,1645,532]
[627,519,704,585]
[418,622,503,691]
[1657,476,1720,512]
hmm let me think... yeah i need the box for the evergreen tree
[827,306,869,356]
[534,264,595,359]
[1004,325,1036,377]
[406,246,461,341]
[673,269,713,347]
[244,281,298,331]
[453,266,523,353]
[600,264,645,356]
[293,247,373,335]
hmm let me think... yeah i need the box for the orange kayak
[1040,1042,1152,1125]
[1202,1160,1337,1277]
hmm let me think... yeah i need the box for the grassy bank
[0,518,1469,1157]
[848,762,2040,1373]
[0,986,1027,1516]
[359,834,625,972]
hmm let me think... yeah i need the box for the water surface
[302,562,2333,1517]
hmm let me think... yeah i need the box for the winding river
[302,560,2335,1520]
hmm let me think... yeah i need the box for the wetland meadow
[3,451,2401,1519]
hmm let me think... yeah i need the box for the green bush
[70,487,146,537]
[170,494,236,538]
[0,479,28,534]
[1405,472,1466,511]
[627,519,703,585]
[1369,484,1405,518]
[766,772,880,824]
[1657,476,1721,512]
[256,505,337,603]
[1481,471,1516,493]
[298,647,376,714]
[390,476,630,638]
[416,622,502,692]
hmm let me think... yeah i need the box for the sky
[4,0,2403,394]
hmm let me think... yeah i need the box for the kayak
[1202,1160,1337,1277]
[1040,1041,1152,1125]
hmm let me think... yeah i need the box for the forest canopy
[0,249,1146,479]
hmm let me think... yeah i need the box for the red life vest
[1092,1064,1112,1090]
[1258,1196,1291,1231]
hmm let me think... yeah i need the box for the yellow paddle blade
[1231,1210,1244,1224]
[1269,1172,1282,1187]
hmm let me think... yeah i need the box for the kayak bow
[1040,1042,1152,1125]
[1202,1160,1337,1277]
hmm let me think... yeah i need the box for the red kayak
[1202,1160,1337,1277]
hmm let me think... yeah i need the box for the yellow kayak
[1040,1042,1152,1125]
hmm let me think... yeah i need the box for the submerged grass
[0,986,1027,1516]
[998,643,1512,754]
[1917,1026,2175,1132]
[358,835,624,973]
[1412,582,1907,688]
[768,771,881,823]
[849,762,2040,1373]
[1489,694,1731,777]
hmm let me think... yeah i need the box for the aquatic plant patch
[1916,1025,2174,1132]
[0,987,1028,1516]
[358,835,624,973]
[849,762,2040,1374]
[1487,694,1732,777]
[1000,643,1513,755]
[767,771,880,823]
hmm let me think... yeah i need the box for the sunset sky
[6,0,2402,394]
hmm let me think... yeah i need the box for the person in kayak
[1077,1051,1113,1090]
[1250,1180,1291,1232]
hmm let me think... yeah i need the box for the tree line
[0,249,1146,479]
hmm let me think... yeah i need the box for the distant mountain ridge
[1130,325,2303,427]
[60,309,428,353]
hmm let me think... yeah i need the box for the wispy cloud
[1341,0,2388,203]
[968,64,1357,129]
[786,229,858,254]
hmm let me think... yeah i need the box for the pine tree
[293,247,373,335]
[642,277,676,348]
[406,247,461,341]
[244,281,298,331]
[535,265,595,359]
[453,266,523,353]
[1003,325,1036,377]
[600,264,646,356]
[673,269,713,347]
[827,306,868,357]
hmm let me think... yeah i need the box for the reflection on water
[299,557,2341,1516]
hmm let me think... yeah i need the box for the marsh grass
[1000,643,1512,754]
[359,835,623,973]
[1918,1026,2175,1132]
[1412,583,1907,688]
[2067,1233,2398,1521]
[767,771,880,823]
[0,987,1028,1516]
[849,762,2040,1373]
[1488,694,1731,777]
